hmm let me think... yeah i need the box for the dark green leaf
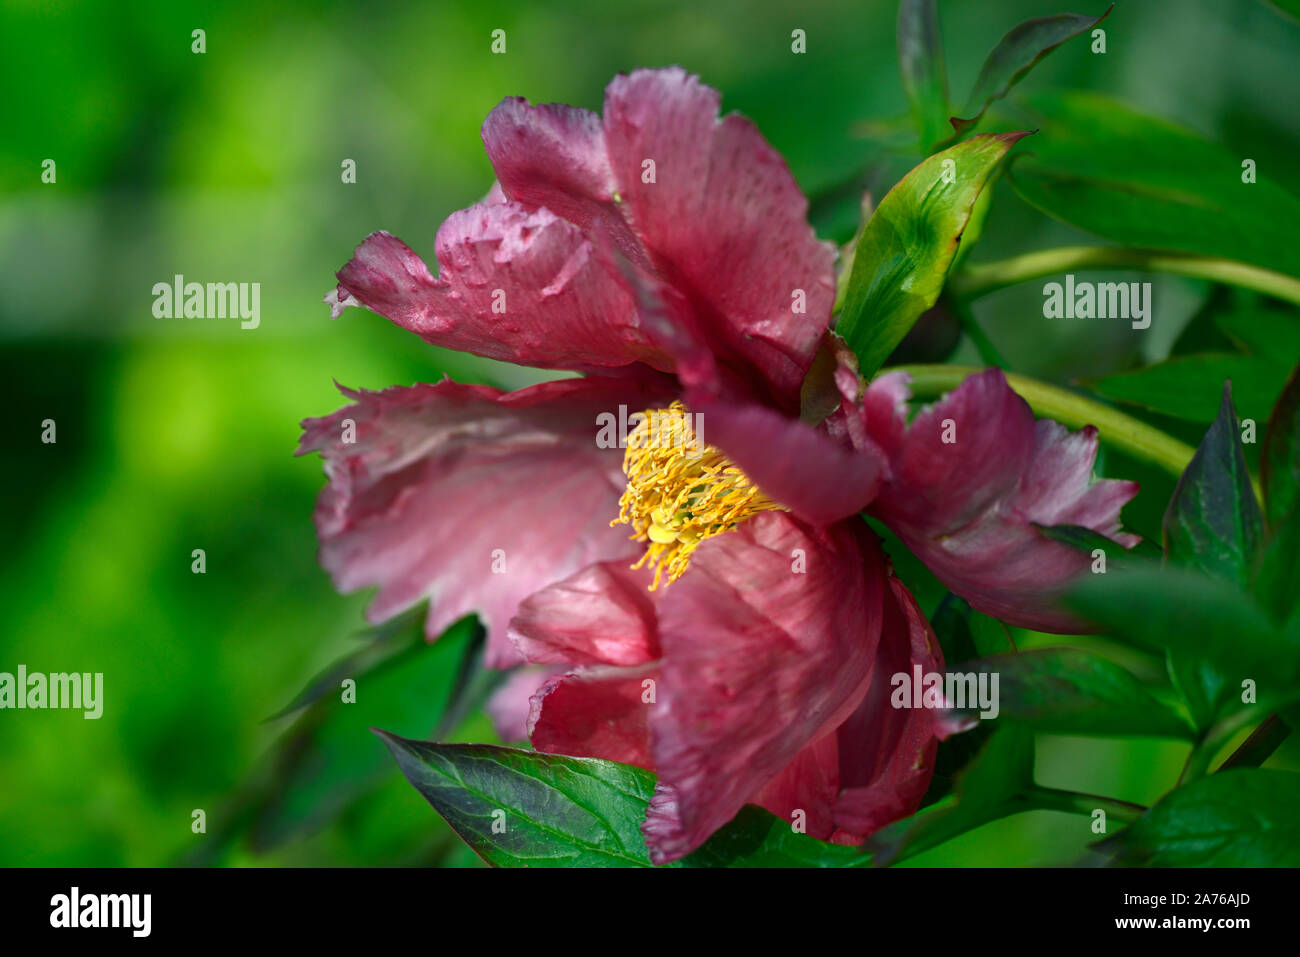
[953,648,1193,739]
[1215,308,1300,369]
[1255,365,1300,624]
[377,737,871,868]
[1264,0,1300,22]
[1068,564,1297,729]
[897,0,949,149]
[1086,355,1291,426]
[867,727,1034,865]
[250,615,482,850]
[1034,522,1161,564]
[837,131,1029,377]
[1163,384,1264,589]
[1262,363,1300,528]
[922,595,998,805]
[1098,769,1300,865]
[1007,91,1300,279]
[266,605,429,720]
[949,6,1111,139]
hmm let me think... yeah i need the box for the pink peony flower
[300,67,1138,863]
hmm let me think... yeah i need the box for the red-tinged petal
[527,664,657,768]
[697,400,889,526]
[867,368,1140,633]
[480,98,645,267]
[831,574,944,841]
[326,211,675,374]
[297,375,670,667]
[752,732,842,841]
[602,67,836,408]
[509,561,660,667]
[640,513,887,864]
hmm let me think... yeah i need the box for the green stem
[949,246,1300,306]
[1218,714,1291,771]
[1023,785,1146,825]
[948,296,1008,369]
[887,363,1200,483]
[1177,708,1261,786]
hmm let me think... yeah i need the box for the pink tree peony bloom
[300,67,1138,863]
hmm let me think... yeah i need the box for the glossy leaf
[1162,384,1264,589]
[952,648,1193,739]
[1085,355,1291,426]
[837,131,1029,377]
[1215,308,1300,369]
[1099,769,1300,866]
[377,736,872,868]
[1007,91,1300,279]
[1068,564,1297,729]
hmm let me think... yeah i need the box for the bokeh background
[4,0,1299,866]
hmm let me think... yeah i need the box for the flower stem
[948,296,1008,369]
[1178,708,1268,786]
[949,246,1300,306]
[1218,714,1291,771]
[887,363,1200,482]
[1023,785,1146,825]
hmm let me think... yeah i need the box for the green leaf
[1163,384,1264,589]
[1255,365,1300,624]
[1007,91,1300,279]
[948,6,1111,140]
[867,727,1034,865]
[1262,363,1300,528]
[922,596,998,805]
[837,131,1029,377]
[377,737,871,867]
[266,605,428,720]
[1068,564,1296,729]
[249,615,484,850]
[1098,769,1300,865]
[1034,522,1160,564]
[1215,308,1300,369]
[953,648,1193,739]
[1264,0,1300,22]
[1085,354,1291,426]
[897,0,949,149]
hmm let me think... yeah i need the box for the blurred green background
[3,0,1298,867]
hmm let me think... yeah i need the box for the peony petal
[831,573,944,841]
[297,375,670,666]
[480,98,647,269]
[697,399,889,526]
[509,561,659,667]
[867,368,1140,633]
[527,665,657,769]
[752,732,842,841]
[326,212,675,374]
[640,512,887,863]
[602,68,836,408]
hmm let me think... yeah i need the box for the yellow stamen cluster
[612,401,785,590]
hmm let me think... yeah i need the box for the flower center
[612,401,785,590]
